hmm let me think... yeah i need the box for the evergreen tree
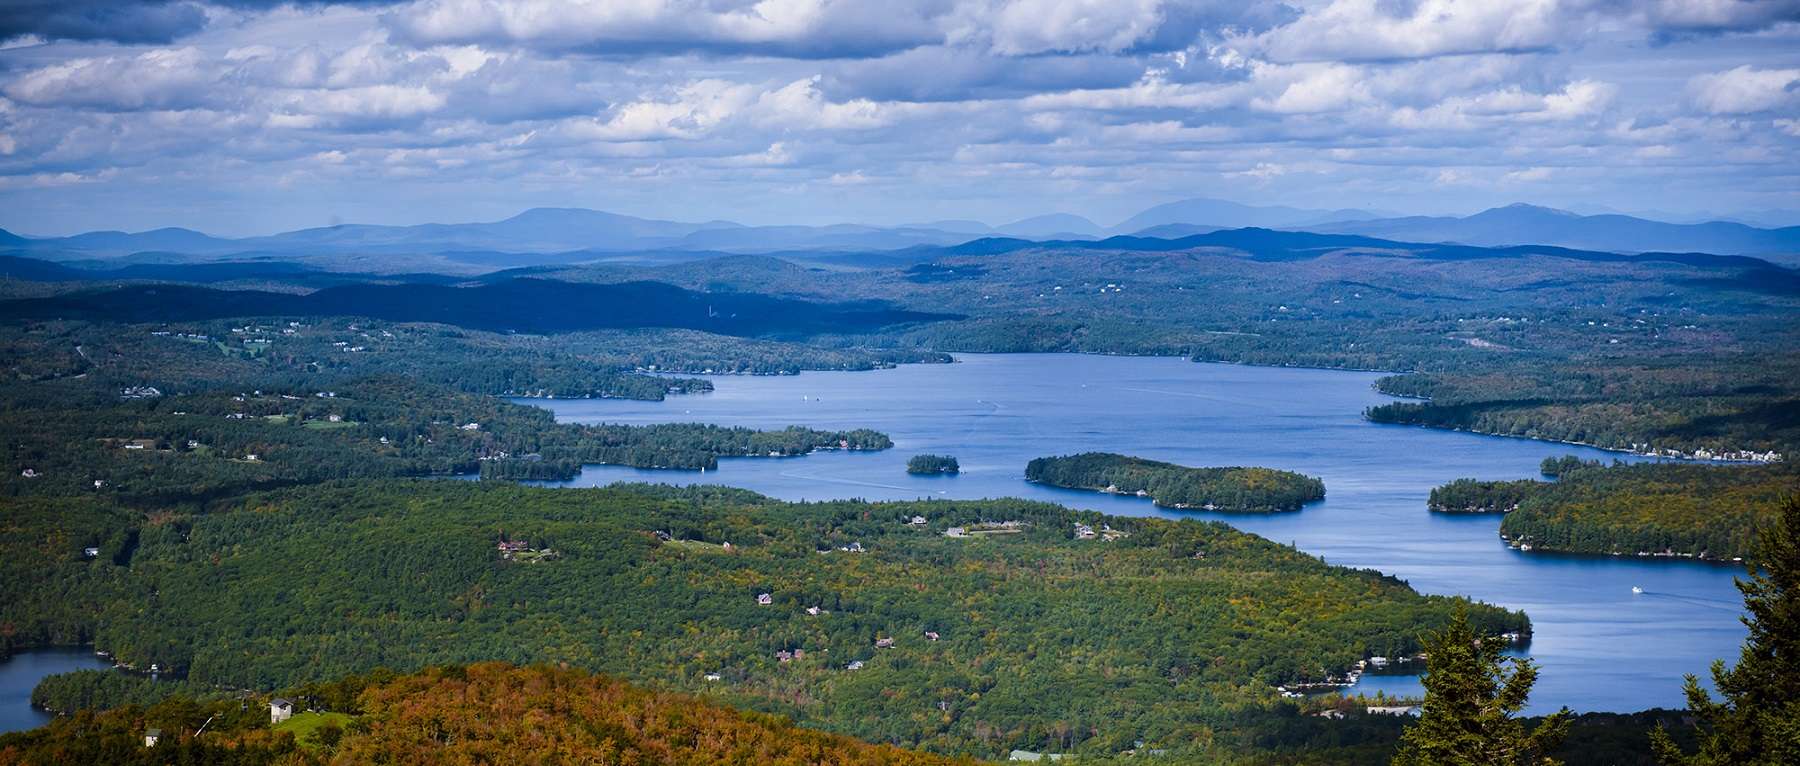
[1392,607,1569,766]
[1653,495,1800,765]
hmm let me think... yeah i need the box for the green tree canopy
[1393,608,1569,766]
[1653,495,1800,765]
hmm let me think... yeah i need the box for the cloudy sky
[1,0,1797,236]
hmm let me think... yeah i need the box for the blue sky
[1,0,1797,236]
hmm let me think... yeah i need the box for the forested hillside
[1425,458,1797,561]
[0,375,888,502]
[0,481,1520,758]
[0,664,974,766]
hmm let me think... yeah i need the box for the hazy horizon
[10,197,1800,242]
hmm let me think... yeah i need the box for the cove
[0,648,110,734]
[515,352,1746,716]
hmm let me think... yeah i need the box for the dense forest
[1423,457,1797,561]
[906,454,960,474]
[1427,478,1542,513]
[0,664,974,766]
[0,481,1521,759]
[0,662,1708,766]
[1367,354,1800,460]
[1026,453,1326,512]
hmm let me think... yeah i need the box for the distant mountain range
[3,199,1796,265]
[1302,204,1800,256]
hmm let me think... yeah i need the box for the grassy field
[274,711,353,749]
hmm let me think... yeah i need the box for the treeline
[0,481,1520,758]
[544,328,954,375]
[31,671,223,715]
[1424,457,1796,561]
[483,424,892,478]
[0,318,710,405]
[1026,452,1326,512]
[1,664,973,766]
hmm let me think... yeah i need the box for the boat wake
[1635,590,1743,613]
[776,470,931,493]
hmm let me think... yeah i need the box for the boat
[1631,586,1644,594]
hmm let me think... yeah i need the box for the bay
[516,352,1746,716]
[0,648,110,734]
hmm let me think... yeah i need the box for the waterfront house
[1366,705,1421,716]
[270,698,294,724]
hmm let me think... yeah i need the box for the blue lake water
[0,648,110,734]
[516,352,1747,716]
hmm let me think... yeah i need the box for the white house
[756,593,773,605]
[270,698,294,724]
[144,728,161,747]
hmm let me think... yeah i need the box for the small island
[1025,452,1325,512]
[907,454,960,475]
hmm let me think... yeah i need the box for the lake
[0,648,110,734]
[517,352,1747,716]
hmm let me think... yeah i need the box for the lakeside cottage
[270,698,294,724]
[1367,705,1421,716]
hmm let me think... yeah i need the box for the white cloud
[983,0,1165,55]
[1250,63,1370,113]
[386,0,946,58]
[1504,166,1553,182]
[1687,65,1800,114]
[1251,0,1583,62]
[2,47,219,110]
[569,79,755,141]
[290,85,449,121]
